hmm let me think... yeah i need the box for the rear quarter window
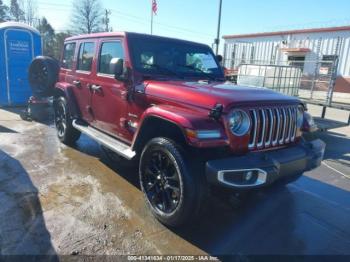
[62,43,76,70]
[77,42,95,72]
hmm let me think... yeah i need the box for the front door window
[98,42,124,75]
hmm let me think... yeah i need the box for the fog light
[245,171,254,181]
[218,169,267,187]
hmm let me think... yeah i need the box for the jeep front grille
[248,106,298,150]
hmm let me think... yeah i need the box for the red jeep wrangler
[34,32,325,226]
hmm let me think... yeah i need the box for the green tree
[0,0,9,22]
[36,17,71,59]
[10,0,24,22]
[53,32,72,59]
[37,17,55,57]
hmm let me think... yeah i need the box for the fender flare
[53,83,81,119]
[131,105,227,151]
[131,106,194,151]
[140,105,195,128]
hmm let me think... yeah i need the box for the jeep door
[61,42,91,122]
[89,39,129,141]
[71,41,96,123]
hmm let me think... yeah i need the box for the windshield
[128,34,224,80]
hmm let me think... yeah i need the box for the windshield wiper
[177,64,217,81]
[141,63,184,79]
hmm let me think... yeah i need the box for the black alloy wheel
[54,96,81,145]
[31,65,49,90]
[55,99,67,138]
[141,149,181,214]
[139,137,203,227]
[28,56,59,97]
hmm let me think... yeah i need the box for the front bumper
[206,139,326,189]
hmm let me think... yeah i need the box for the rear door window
[77,42,95,72]
[98,41,124,75]
[62,43,76,69]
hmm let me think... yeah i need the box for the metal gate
[224,58,341,105]
[237,63,302,96]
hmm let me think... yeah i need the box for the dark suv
[38,32,325,226]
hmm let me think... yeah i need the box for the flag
[152,0,158,15]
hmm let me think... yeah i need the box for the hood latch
[209,104,223,121]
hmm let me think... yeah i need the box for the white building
[223,26,350,93]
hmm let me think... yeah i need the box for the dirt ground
[0,106,349,257]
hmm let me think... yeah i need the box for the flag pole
[151,1,154,35]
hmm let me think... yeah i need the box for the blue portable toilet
[0,22,42,106]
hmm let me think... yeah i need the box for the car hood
[144,80,300,112]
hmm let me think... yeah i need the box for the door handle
[120,90,128,100]
[91,85,102,92]
[73,80,81,87]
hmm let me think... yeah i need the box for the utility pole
[103,9,112,32]
[215,0,223,55]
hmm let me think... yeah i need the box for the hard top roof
[65,32,209,47]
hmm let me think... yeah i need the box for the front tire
[139,138,203,227]
[54,96,81,145]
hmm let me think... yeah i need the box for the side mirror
[110,58,124,80]
[216,55,223,63]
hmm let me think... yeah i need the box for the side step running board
[72,120,136,160]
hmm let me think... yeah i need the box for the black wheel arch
[132,116,189,153]
[53,86,81,119]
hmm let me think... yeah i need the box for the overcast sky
[5,0,350,49]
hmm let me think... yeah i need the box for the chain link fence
[224,58,344,105]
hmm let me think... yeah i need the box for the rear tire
[139,137,203,227]
[54,96,81,145]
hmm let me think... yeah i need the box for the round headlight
[228,110,251,136]
[297,105,304,128]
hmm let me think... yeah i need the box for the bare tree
[71,0,104,34]
[102,9,112,32]
[21,0,38,26]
